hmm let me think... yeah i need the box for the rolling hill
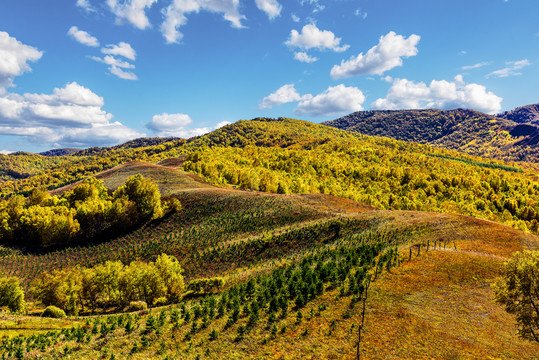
[1,116,539,359]
[322,108,539,163]
[0,160,538,359]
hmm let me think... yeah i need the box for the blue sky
[0,0,538,153]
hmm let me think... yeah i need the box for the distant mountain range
[17,104,539,164]
[498,104,539,125]
[323,106,539,163]
[39,148,81,157]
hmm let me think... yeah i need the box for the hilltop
[1,117,538,235]
[322,108,539,163]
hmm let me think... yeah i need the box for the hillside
[2,117,539,236]
[498,103,539,125]
[322,108,539,163]
[0,160,538,359]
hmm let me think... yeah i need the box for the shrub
[126,301,147,312]
[187,277,225,295]
[0,276,25,313]
[42,305,66,318]
[153,297,169,307]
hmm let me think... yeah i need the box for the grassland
[0,161,538,359]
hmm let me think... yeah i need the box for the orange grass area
[359,247,538,359]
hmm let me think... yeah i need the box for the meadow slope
[0,161,537,359]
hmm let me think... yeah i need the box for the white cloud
[295,84,365,117]
[60,122,144,147]
[259,84,310,109]
[0,82,143,147]
[109,66,138,80]
[146,112,219,138]
[148,113,192,132]
[371,76,503,114]
[216,120,231,128]
[285,24,349,52]
[461,61,490,70]
[0,150,13,155]
[24,81,104,107]
[91,55,134,69]
[76,0,97,13]
[300,0,324,13]
[354,8,367,19]
[330,31,420,79]
[486,59,531,78]
[106,0,158,30]
[255,0,282,20]
[90,55,137,80]
[161,0,246,44]
[0,31,43,88]
[291,14,300,23]
[101,42,136,60]
[67,26,100,47]
[294,51,318,63]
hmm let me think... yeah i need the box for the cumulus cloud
[486,59,531,78]
[259,84,310,109]
[295,84,365,117]
[68,26,100,47]
[0,32,43,88]
[0,150,13,155]
[147,112,228,138]
[255,0,282,19]
[285,24,349,52]
[76,0,97,13]
[461,61,490,70]
[294,51,318,63]
[90,55,138,80]
[161,0,246,44]
[24,81,104,107]
[106,0,158,30]
[101,42,136,60]
[330,31,420,79]
[0,82,143,147]
[60,122,144,147]
[371,76,503,114]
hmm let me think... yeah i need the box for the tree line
[0,174,179,248]
[30,254,185,315]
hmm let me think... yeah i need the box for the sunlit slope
[0,161,373,288]
[360,211,539,359]
[2,117,538,235]
[182,118,539,234]
[3,206,538,359]
[50,160,214,197]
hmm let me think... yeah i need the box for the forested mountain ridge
[38,148,80,157]
[498,103,539,125]
[322,108,539,163]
